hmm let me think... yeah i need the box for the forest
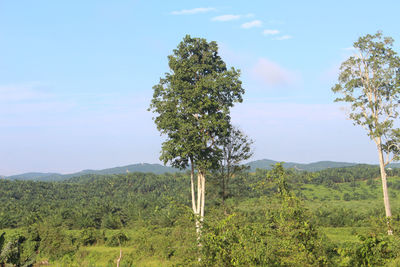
[2,164,400,266]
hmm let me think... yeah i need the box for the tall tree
[149,35,244,239]
[332,32,400,234]
[217,127,253,205]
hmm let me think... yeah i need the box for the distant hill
[6,159,395,182]
[68,163,181,177]
[7,172,64,181]
[247,159,358,172]
[388,163,400,169]
[6,163,181,182]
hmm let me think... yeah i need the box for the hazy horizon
[2,158,382,177]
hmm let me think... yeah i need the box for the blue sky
[1,0,400,175]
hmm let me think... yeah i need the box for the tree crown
[149,35,244,170]
[332,31,400,161]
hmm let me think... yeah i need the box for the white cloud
[212,14,241,21]
[273,35,293,40]
[251,58,299,87]
[171,7,215,15]
[263,29,279,35]
[241,20,262,29]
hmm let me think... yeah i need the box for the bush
[38,226,78,260]
[80,228,103,246]
[201,164,330,266]
[343,193,351,201]
[337,234,400,266]
[106,231,129,247]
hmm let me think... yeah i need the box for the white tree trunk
[116,248,122,267]
[200,171,205,222]
[377,139,393,235]
[195,171,205,239]
[190,160,196,212]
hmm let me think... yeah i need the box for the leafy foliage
[149,35,244,171]
[201,164,329,266]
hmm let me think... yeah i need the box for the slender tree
[149,35,244,240]
[332,32,400,234]
[217,126,253,205]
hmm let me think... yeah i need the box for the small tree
[149,35,244,240]
[217,127,253,205]
[332,32,400,234]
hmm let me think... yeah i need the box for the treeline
[309,164,400,184]
[0,164,399,229]
[0,172,191,229]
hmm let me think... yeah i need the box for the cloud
[212,14,241,21]
[263,29,279,35]
[241,20,262,29]
[251,58,299,87]
[171,7,215,15]
[273,35,292,40]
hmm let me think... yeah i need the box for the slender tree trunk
[190,158,196,212]
[226,162,230,202]
[192,164,201,242]
[377,139,393,235]
[200,171,205,222]
[117,239,123,267]
[194,170,205,245]
[116,248,122,267]
[221,165,225,205]
[194,171,206,263]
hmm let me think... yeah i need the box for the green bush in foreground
[201,164,329,266]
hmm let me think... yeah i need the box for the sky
[1,0,400,175]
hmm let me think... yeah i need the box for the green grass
[48,245,179,267]
[321,227,369,244]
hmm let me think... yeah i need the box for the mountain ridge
[5,159,400,181]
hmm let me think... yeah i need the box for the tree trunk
[193,170,206,246]
[226,161,230,203]
[221,165,225,205]
[190,158,196,213]
[116,247,122,267]
[117,238,123,267]
[200,171,205,222]
[377,139,393,235]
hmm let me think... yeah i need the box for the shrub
[106,231,129,247]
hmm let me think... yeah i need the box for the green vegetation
[2,164,400,265]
